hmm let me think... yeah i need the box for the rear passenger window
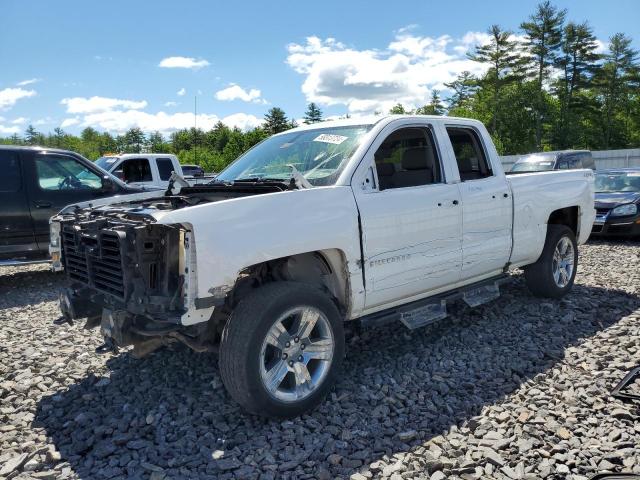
[567,156,581,168]
[0,151,21,192]
[156,158,174,181]
[446,127,493,181]
[120,158,152,183]
[373,127,442,191]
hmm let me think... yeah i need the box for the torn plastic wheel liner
[611,366,640,403]
[589,474,640,480]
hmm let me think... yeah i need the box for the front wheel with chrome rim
[219,282,344,418]
[524,225,578,299]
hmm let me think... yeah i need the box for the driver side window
[119,158,152,183]
[35,155,102,191]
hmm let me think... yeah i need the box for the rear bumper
[591,216,640,237]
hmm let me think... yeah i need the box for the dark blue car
[592,168,640,237]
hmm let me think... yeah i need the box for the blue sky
[1,0,638,136]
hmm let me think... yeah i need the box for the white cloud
[58,94,262,134]
[215,84,264,103]
[34,117,53,126]
[286,32,490,114]
[61,96,148,114]
[0,124,20,135]
[159,56,210,69]
[164,101,179,107]
[11,117,28,124]
[453,31,492,55]
[17,78,41,86]
[177,87,186,96]
[79,109,262,134]
[594,38,608,55]
[221,113,264,131]
[0,87,37,110]
[61,118,80,128]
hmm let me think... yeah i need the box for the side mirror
[101,176,116,192]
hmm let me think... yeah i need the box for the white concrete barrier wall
[500,148,640,171]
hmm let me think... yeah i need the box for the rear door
[0,150,38,260]
[24,152,106,250]
[445,126,513,282]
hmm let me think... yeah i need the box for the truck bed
[506,169,595,267]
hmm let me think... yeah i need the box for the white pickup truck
[95,154,212,189]
[51,115,595,417]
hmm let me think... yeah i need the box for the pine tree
[53,127,65,148]
[147,131,166,152]
[389,104,407,114]
[444,71,478,109]
[263,107,290,135]
[415,91,446,115]
[123,128,145,153]
[24,125,40,145]
[468,25,526,134]
[99,132,117,155]
[521,1,567,148]
[303,103,323,124]
[594,33,639,148]
[554,22,601,148]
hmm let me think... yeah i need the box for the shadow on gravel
[0,268,61,309]
[34,279,640,480]
[587,237,640,246]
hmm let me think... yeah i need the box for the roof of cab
[0,145,80,155]
[277,114,485,135]
[103,153,176,159]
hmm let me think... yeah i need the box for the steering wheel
[58,176,81,190]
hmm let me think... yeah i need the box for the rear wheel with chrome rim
[219,282,344,418]
[524,225,578,299]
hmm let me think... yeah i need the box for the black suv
[0,146,149,265]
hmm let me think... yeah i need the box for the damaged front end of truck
[53,206,214,356]
[50,181,292,357]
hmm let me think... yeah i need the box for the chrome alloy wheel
[552,236,575,288]
[259,306,334,403]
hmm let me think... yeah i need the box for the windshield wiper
[233,177,288,183]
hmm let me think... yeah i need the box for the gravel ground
[1,239,639,480]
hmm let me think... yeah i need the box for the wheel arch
[547,205,580,237]
[225,249,352,317]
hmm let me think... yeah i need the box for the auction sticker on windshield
[314,134,348,145]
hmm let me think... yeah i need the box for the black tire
[524,225,578,299]
[219,281,345,418]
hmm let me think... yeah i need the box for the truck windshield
[510,153,557,172]
[95,156,120,170]
[595,171,640,192]
[215,125,372,186]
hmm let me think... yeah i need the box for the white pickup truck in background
[95,154,212,188]
[51,115,595,418]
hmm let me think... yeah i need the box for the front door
[445,126,513,281]
[0,150,38,260]
[24,152,105,250]
[353,125,463,309]
[114,157,155,188]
